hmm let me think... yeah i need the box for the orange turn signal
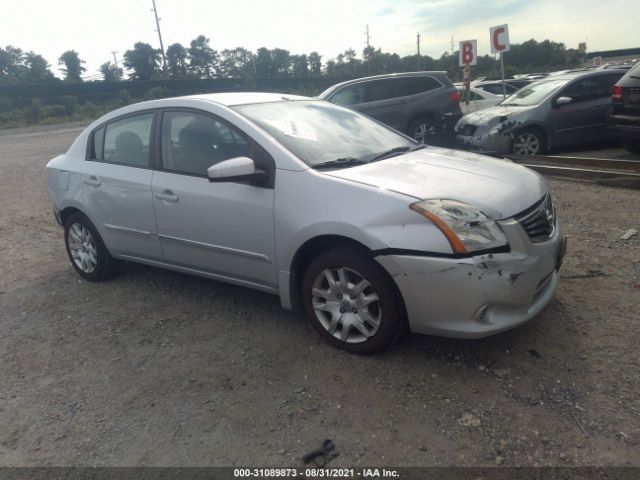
[410,203,467,254]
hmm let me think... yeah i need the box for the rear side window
[331,84,365,106]
[98,114,154,167]
[394,76,441,96]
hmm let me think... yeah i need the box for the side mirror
[555,96,573,106]
[207,156,266,183]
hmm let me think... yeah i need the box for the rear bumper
[376,221,565,338]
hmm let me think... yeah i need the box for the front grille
[516,194,556,243]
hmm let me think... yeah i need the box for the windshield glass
[500,79,568,106]
[232,100,416,167]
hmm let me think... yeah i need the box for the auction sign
[458,39,477,66]
[490,24,511,53]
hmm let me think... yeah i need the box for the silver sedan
[46,92,566,353]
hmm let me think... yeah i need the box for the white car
[455,86,503,114]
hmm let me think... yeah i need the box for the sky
[3,0,639,78]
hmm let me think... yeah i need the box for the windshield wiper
[312,157,368,170]
[369,145,425,162]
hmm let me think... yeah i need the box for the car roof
[186,92,311,106]
[531,68,628,82]
[319,71,449,97]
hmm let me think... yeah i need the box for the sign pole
[500,52,506,99]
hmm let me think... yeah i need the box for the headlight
[410,199,508,254]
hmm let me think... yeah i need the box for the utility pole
[111,51,118,67]
[450,36,455,78]
[416,33,421,70]
[416,33,421,56]
[365,25,371,48]
[151,0,167,71]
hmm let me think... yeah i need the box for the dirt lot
[0,125,639,468]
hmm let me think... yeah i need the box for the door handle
[154,190,179,202]
[84,176,101,186]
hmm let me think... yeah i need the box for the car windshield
[232,100,416,167]
[500,79,568,106]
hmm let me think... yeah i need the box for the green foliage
[116,89,132,106]
[167,43,189,78]
[24,98,43,125]
[188,36,218,78]
[60,95,78,118]
[144,86,170,100]
[123,43,160,80]
[0,96,12,112]
[100,61,123,82]
[58,50,85,82]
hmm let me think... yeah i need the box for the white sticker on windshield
[270,119,318,141]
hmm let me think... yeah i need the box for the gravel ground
[0,125,639,468]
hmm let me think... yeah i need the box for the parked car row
[608,61,640,153]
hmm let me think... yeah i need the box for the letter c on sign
[493,27,506,52]
[462,42,474,65]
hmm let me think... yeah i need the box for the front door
[152,109,277,289]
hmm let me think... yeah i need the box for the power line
[151,0,167,71]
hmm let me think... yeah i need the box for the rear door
[82,111,163,261]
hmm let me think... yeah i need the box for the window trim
[85,109,158,170]
[155,107,276,188]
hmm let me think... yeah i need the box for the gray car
[318,71,462,144]
[47,92,566,353]
[455,70,626,155]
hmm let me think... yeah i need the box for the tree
[58,50,85,82]
[24,53,55,83]
[100,61,123,82]
[0,45,27,84]
[188,35,218,78]
[291,54,309,77]
[123,42,160,80]
[166,43,188,78]
[308,51,322,76]
[255,47,274,76]
[219,47,255,77]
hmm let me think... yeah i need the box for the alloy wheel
[67,223,98,273]
[413,122,436,142]
[311,267,382,343]
[513,133,540,155]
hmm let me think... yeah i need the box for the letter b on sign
[458,40,477,66]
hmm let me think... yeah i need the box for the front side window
[233,100,416,167]
[161,111,265,176]
[101,113,154,167]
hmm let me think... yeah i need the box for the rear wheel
[302,248,402,354]
[64,212,116,281]
[512,128,546,155]
[622,139,640,154]
[409,117,437,144]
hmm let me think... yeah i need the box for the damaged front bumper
[375,219,566,338]
[454,130,512,156]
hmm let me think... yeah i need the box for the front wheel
[302,248,402,354]
[512,128,546,155]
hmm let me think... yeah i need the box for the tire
[302,247,402,354]
[64,212,116,281]
[511,128,546,155]
[622,139,640,154]
[409,117,437,144]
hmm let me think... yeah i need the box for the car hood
[322,147,547,220]
[457,104,534,126]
